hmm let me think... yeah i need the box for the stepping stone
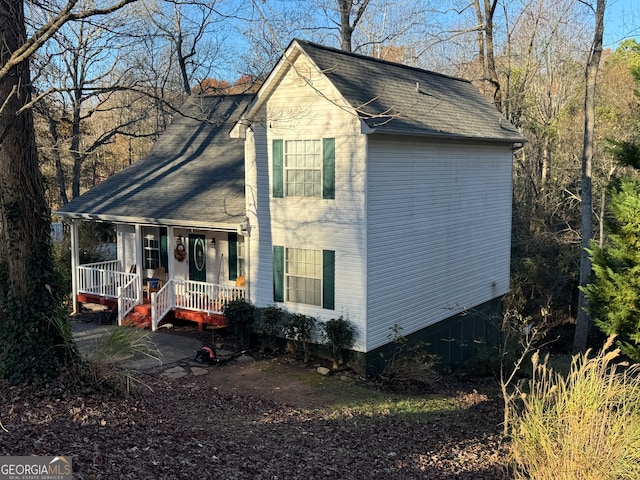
[163,366,185,374]
[191,367,209,376]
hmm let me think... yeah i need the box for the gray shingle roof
[56,94,251,228]
[294,40,524,143]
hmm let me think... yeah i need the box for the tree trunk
[573,0,606,355]
[71,90,84,199]
[338,0,354,52]
[0,0,74,383]
[541,136,550,185]
[472,0,485,76]
[472,0,502,111]
[41,103,70,205]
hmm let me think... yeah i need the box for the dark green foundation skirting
[352,297,503,379]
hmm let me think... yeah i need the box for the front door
[189,234,206,282]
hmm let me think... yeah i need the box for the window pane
[287,277,321,306]
[143,233,161,269]
[237,236,245,276]
[285,248,322,306]
[283,139,321,197]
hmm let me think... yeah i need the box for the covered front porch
[68,218,249,332]
[76,260,245,331]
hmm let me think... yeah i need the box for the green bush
[258,305,286,353]
[508,336,640,480]
[223,299,257,346]
[321,316,354,369]
[284,313,316,363]
[379,325,439,389]
[584,177,640,361]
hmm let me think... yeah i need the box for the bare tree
[33,11,150,201]
[137,0,231,96]
[471,0,502,109]
[574,0,607,354]
[335,0,371,51]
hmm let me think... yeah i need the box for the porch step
[116,304,228,331]
[122,311,151,329]
[78,294,118,310]
[134,303,152,316]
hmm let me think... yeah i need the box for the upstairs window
[272,138,335,199]
[285,140,322,197]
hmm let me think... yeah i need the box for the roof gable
[237,39,524,143]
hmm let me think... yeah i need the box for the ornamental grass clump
[82,326,162,396]
[508,336,640,480]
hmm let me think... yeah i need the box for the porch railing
[173,279,245,315]
[117,276,139,326]
[150,281,172,332]
[76,263,245,331]
[78,261,136,299]
[149,279,245,332]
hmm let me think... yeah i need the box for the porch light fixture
[209,238,216,248]
[177,235,184,244]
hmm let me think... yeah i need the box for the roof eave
[365,125,526,145]
[54,211,243,231]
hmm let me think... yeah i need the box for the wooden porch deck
[78,295,228,331]
[78,293,118,310]
[76,262,243,331]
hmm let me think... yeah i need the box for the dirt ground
[0,320,510,479]
[205,358,344,408]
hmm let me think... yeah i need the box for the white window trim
[284,139,322,198]
[285,247,322,306]
[142,228,161,270]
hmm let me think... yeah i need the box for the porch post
[245,234,251,303]
[70,219,80,314]
[135,224,143,304]
[167,227,175,278]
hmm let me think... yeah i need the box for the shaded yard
[0,340,509,479]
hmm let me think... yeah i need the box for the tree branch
[0,0,137,83]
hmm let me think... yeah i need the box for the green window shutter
[322,250,335,310]
[228,233,238,281]
[273,139,284,198]
[323,138,335,199]
[160,228,168,269]
[273,245,284,302]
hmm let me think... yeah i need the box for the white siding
[366,137,513,351]
[245,56,369,351]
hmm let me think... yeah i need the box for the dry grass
[509,336,640,479]
[80,326,162,395]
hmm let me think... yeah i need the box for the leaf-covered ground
[1,341,510,479]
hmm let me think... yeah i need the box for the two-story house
[57,39,524,375]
